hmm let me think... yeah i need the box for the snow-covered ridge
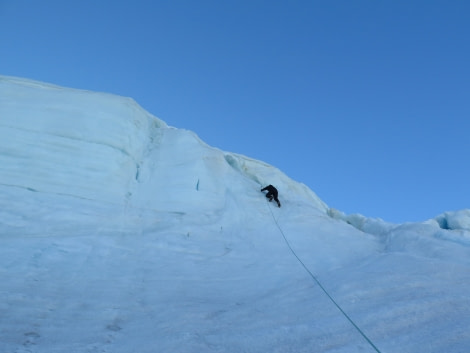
[329,207,470,246]
[2,75,469,235]
[0,75,327,232]
[2,75,469,233]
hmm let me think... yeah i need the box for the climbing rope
[265,201,381,353]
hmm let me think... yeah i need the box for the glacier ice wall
[0,76,328,234]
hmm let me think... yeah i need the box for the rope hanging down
[265,202,381,353]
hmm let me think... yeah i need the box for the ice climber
[261,185,281,208]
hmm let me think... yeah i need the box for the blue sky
[1,1,469,223]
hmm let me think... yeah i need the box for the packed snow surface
[1,75,469,352]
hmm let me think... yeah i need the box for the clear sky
[1,1,469,223]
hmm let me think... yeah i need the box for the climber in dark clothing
[261,185,281,207]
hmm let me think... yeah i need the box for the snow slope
[1,75,469,353]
